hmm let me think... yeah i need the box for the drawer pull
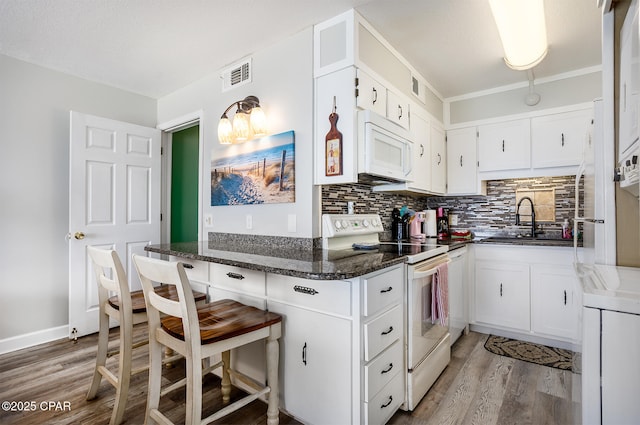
[294,285,319,296]
[381,326,394,336]
[380,286,393,294]
[500,283,503,297]
[302,342,307,365]
[381,363,393,374]
[564,290,567,305]
[182,263,194,269]
[226,272,245,280]
[381,395,393,409]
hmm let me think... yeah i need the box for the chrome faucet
[515,196,536,237]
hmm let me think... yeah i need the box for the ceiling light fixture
[489,0,548,71]
[217,95,267,144]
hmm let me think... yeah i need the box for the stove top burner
[377,241,448,264]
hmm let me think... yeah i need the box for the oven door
[407,254,450,369]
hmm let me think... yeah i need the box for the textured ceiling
[0,0,603,99]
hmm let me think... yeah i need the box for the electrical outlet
[246,214,253,230]
[449,214,458,226]
[204,214,213,227]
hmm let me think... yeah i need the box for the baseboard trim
[0,325,68,355]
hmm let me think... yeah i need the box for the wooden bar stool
[132,254,283,425]
[86,247,206,425]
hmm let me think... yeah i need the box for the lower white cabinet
[267,300,352,425]
[475,261,530,331]
[530,264,579,340]
[472,245,577,346]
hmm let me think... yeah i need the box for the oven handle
[412,259,450,279]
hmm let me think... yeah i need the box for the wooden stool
[86,247,206,425]
[132,254,283,425]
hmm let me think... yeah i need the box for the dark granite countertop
[145,241,407,280]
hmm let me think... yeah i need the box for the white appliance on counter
[575,99,640,423]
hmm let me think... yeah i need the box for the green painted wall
[171,126,199,243]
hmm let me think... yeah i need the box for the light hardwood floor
[0,328,578,424]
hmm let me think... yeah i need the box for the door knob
[74,232,85,240]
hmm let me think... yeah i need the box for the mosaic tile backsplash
[321,176,582,238]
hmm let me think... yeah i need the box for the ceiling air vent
[221,59,252,92]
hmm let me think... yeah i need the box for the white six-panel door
[68,111,161,338]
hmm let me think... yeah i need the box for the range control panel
[322,214,384,238]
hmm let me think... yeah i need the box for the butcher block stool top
[108,286,207,314]
[161,299,283,344]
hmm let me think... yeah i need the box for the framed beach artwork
[211,130,295,206]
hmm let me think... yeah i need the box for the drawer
[362,266,403,317]
[211,264,266,296]
[364,339,403,401]
[169,256,209,282]
[267,274,351,316]
[210,286,266,309]
[364,371,404,425]
[364,304,402,361]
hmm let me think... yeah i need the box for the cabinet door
[475,261,530,331]
[430,123,447,195]
[357,69,387,117]
[268,301,352,425]
[386,89,410,129]
[601,310,640,424]
[478,119,530,172]
[531,109,591,169]
[407,109,431,192]
[530,264,578,340]
[619,4,640,160]
[446,127,479,195]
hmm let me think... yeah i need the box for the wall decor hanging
[325,97,343,176]
[211,130,295,206]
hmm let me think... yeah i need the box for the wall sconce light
[217,95,267,144]
[489,0,548,71]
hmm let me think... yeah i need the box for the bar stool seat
[133,254,283,425]
[86,247,206,425]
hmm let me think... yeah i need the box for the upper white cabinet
[386,89,410,130]
[446,127,486,195]
[406,107,431,192]
[430,122,447,194]
[356,69,387,117]
[531,109,592,169]
[477,119,531,172]
[619,0,640,161]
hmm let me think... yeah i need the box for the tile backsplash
[321,175,582,237]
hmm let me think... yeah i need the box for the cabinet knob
[380,286,393,294]
[302,342,307,365]
[460,155,463,167]
[226,272,245,280]
[500,283,503,297]
[381,363,394,374]
[372,87,377,104]
[381,326,394,336]
[381,396,393,409]
[398,105,403,119]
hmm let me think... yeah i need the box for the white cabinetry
[360,266,404,425]
[446,127,485,195]
[357,69,387,117]
[168,256,210,295]
[475,261,530,331]
[267,274,352,425]
[530,264,578,340]
[531,109,592,169]
[430,123,447,195]
[471,245,577,347]
[478,119,531,172]
[448,246,469,345]
[386,89,410,129]
[405,106,431,192]
[619,0,640,162]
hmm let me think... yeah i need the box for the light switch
[204,214,213,227]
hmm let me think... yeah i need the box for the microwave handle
[404,142,412,176]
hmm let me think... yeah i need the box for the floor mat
[484,335,580,373]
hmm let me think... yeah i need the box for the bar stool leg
[145,336,163,425]
[185,350,203,425]
[221,350,231,403]
[87,309,110,400]
[266,327,280,425]
[111,322,133,425]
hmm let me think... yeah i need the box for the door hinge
[355,88,359,98]
[355,77,359,87]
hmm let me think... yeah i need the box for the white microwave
[358,110,413,182]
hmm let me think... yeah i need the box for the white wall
[0,55,156,343]
[158,28,320,239]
